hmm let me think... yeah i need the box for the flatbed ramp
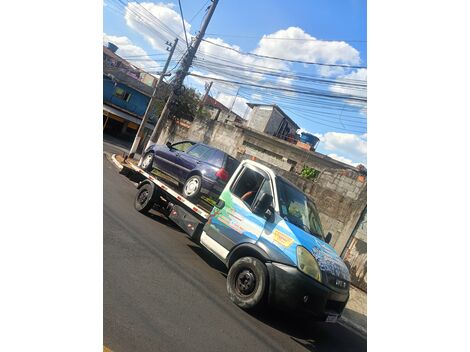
[116,155,211,220]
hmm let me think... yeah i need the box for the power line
[188,0,210,24]
[177,0,190,49]
[188,72,367,103]
[205,33,367,43]
[201,38,367,69]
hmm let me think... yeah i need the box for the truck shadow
[187,244,228,277]
[142,209,183,232]
[250,309,366,351]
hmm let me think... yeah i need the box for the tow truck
[119,156,350,322]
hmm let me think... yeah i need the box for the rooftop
[246,103,300,130]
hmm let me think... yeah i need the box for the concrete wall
[264,108,284,135]
[246,106,271,132]
[343,211,367,292]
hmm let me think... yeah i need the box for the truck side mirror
[325,232,332,244]
[166,141,172,149]
[253,192,273,219]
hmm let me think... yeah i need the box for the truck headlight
[296,246,322,282]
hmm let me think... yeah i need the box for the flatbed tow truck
[116,154,351,323]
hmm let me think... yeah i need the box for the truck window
[231,167,267,207]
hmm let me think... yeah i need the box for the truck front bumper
[266,262,349,321]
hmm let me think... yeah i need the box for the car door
[178,144,212,181]
[202,164,274,258]
[154,141,193,179]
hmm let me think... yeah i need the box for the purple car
[141,141,240,200]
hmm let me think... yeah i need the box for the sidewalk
[339,286,367,338]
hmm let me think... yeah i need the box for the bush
[300,165,319,180]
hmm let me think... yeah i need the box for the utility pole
[146,0,219,149]
[229,86,240,115]
[198,81,213,112]
[129,38,178,158]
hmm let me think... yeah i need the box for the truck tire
[134,183,155,214]
[141,152,154,172]
[227,257,268,310]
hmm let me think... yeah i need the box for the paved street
[103,142,366,352]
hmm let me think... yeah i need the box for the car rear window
[225,156,240,176]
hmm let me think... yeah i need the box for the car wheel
[183,175,202,200]
[141,152,154,172]
[227,257,268,310]
[134,184,155,214]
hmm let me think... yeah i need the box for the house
[246,103,299,143]
[103,43,163,145]
[203,95,245,124]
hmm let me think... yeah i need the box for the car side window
[187,145,210,159]
[212,150,225,167]
[231,167,267,208]
[172,142,194,152]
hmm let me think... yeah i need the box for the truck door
[202,164,273,259]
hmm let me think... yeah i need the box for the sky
[103,0,367,166]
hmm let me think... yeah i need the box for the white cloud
[327,153,360,167]
[317,132,367,163]
[124,2,192,52]
[251,93,262,101]
[103,33,161,74]
[215,92,249,118]
[254,27,361,66]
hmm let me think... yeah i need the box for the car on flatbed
[140,141,240,201]
[128,157,350,322]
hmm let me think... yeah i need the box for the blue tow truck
[125,157,350,322]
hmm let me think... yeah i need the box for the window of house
[114,87,131,101]
[231,167,271,208]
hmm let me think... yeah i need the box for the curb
[338,316,367,339]
[110,153,123,170]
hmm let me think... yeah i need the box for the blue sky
[104,0,367,166]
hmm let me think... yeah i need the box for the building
[246,103,299,143]
[103,43,165,148]
[203,95,245,124]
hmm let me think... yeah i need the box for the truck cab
[200,159,350,322]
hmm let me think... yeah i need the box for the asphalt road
[103,142,366,352]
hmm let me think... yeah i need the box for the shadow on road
[187,244,228,277]
[142,209,183,232]
[249,309,366,351]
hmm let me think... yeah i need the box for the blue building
[103,43,158,146]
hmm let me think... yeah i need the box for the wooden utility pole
[198,81,213,112]
[146,0,219,148]
[129,38,178,158]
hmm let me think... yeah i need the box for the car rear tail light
[215,168,229,181]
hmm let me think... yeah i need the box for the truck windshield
[276,177,324,240]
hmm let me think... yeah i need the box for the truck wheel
[182,175,202,200]
[134,184,155,214]
[141,152,154,172]
[227,257,268,310]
